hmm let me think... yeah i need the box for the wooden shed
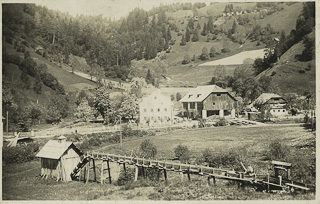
[36,136,83,181]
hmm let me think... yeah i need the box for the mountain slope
[255,38,315,95]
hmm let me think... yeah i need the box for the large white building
[139,90,173,126]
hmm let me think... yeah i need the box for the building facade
[252,93,287,116]
[139,90,173,126]
[180,85,237,119]
[36,136,83,181]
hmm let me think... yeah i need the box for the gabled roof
[179,85,234,102]
[253,93,285,105]
[36,140,82,160]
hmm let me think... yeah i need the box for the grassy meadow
[2,124,315,200]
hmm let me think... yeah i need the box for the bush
[266,140,290,161]
[140,139,157,158]
[216,118,227,126]
[117,168,135,186]
[174,145,191,162]
[221,48,230,53]
[3,142,40,164]
[271,71,276,76]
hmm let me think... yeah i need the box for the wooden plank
[100,160,104,184]
[271,160,292,167]
[134,166,138,182]
[285,183,310,191]
[92,158,96,182]
[107,159,112,184]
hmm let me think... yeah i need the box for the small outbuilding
[36,136,83,181]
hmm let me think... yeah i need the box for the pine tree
[201,23,207,36]
[186,27,190,42]
[166,27,172,42]
[231,20,237,34]
[192,29,199,42]
[196,22,201,29]
[180,34,186,46]
[209,46,216,57]
[145,69,154,85]
[207,16,214,33]
[200,47,209,60]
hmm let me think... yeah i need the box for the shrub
[3,142,40,164]
[221,48,230,53]
[266,139,290,161]
[174,145,191,162]
[140,139,157,158]
[117,168,135,186]
[216,118,227,126]
[182,54,191,64]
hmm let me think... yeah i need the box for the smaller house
[36,136,83,181]
[139,89,173,126]
[251,93,287,116]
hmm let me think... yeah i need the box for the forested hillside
[2,2,315,132]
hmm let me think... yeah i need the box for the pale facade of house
[139,90,173,126]
[252,93,287,116]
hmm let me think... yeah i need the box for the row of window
[143,116,170,121]
[272,109,286,112]
[144,108,168,112]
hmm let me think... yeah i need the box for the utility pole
[6,110,9,136]
[120,116,122,148]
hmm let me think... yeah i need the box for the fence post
[107,159,112,184]
[134,166,138,182]
[101,160,104,184]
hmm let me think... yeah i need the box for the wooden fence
[69,152,314,193]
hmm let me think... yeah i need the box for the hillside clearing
[199,49,264,66]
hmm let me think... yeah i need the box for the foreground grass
[3,124,315,200]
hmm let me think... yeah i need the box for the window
[165,108,167,112]
[212,102,215,106]
[197,94,201,98]
[273,110,275,112]
[158,108,160,112]
[144,108,147,112]
[158,116,161,120]
[278,110,280,112]
[283,110,285,112]
[217,93,221,96]
[151,108,153,112]
[188,94,192,98]
[190,102,195,109]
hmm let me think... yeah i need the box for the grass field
[3,124,315,200]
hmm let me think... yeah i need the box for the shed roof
[179,85,234,102]
[36,140,82,160]
[254,93,284,105]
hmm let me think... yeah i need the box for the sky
[34,0,210,20]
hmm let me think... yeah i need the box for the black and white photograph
[1,0,317,201]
